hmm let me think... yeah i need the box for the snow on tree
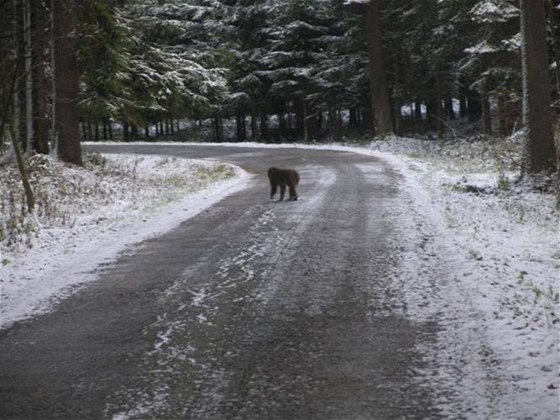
[1,0,559,147]
[79,0,231,140]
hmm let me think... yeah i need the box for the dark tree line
[0,0,558,173]
[1,0,83,165]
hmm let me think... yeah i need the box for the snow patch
[0,154,252,329]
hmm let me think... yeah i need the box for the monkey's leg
[288,184,298,201]
[270,183,277,199]
[279,185,286,201]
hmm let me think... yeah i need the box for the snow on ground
[365,137,559,419]
[142,138,558,418]
[0,138,558,418]
[0,153,252,329]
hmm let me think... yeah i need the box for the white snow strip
[0,154,253,329]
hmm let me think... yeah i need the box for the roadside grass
[369,134,559,326]
[0,153,236,257]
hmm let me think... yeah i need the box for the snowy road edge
[0,158,254,330]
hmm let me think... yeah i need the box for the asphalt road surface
[0,144,443,419]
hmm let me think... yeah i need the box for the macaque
[268,167,300,201]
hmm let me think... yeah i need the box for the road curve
[0,144,442,419]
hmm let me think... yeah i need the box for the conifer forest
[0,0,559,172]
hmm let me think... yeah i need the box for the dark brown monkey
[268,167,300,201]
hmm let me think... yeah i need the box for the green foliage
[84,152,108,169]
[77,0,230,129]
[79,1,133,121]
[4,0,555,146]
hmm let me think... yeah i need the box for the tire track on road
[105,166,336,419]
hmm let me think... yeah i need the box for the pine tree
[79,0,132,141]
[520,0,556,173]
[118,0,230,140]
[31,0,50,154]
[313,0,369,140]
[365,0,392,136]
[53,0,83,165]
[345,0,392,136]
[226,1,271,141]
[272,0,331,141]
[463,0,521,136]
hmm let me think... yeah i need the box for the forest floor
[0,136,558,418]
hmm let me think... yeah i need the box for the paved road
[0,144,442,419]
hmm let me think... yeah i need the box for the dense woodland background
[0,0,558,175]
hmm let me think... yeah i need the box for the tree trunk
[459,84,468,119]
[287,104,293,134]
[12,0,30,153]
[123,121,130,142]
[467,92,482,122]
[260,114,268,142]
[426,98,436,130]
[11,0,22,153]
[279,107,287,139]
[549,0,560,99]
[394,98,402,136]
[414,100,422,121]
[349,108,357,129]
[213,117,223,142]
[9,121,34,214]
[302,99,309,143]
[53,0,82,165]
[482,91,492,136]
[236,114,246,141]
[435,74,444,139]
[364,0,392,136]
[446,97,455,121]
[31,0,49,154]
[23,0,33,152]
[497,93,508,137]
[520,0,556,173]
